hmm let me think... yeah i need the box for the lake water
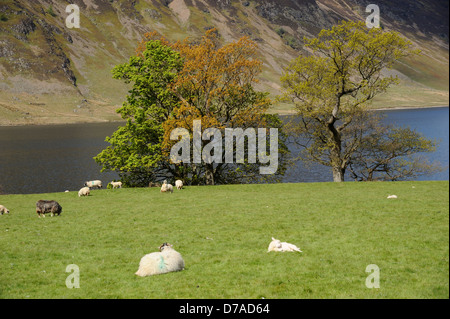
[0,107,448,194]
[283,106,449,183]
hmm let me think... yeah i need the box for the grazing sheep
[110,181,122,189]
[36,200,62,218]
[0,205,10,215]
[268,237,302,253]
[78,187,90,197]
[387,195,398,199]
[175,180,183,190]
[160,180,173,193]
[85,180,102,189]
[135,243,185,277]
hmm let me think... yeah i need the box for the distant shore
[373,105,449,111]
[0,105,448,127]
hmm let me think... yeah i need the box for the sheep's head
[268,237,282,252]
[159,243,173,251]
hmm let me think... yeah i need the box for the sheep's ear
[272,237,276,241]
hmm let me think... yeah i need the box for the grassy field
[0,181,448,299]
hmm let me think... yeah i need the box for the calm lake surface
[0,107,448,194]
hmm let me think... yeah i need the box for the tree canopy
[95,30,288,186]
[281,20,438,182]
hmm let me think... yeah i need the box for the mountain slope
[0,0,448,125]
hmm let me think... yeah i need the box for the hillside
[0,0,448,125]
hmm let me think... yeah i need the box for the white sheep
[110,181,122,189]
[78,187,90,197]
[135,243,185,277]
[268,237,302,253]
[387,195,398,199]
[0,205,10,215]
[175,180,183,190]
[160,180,173,193]
[85,180,102,189]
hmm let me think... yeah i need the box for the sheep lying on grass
[387,195,398,199]
[268,237,302,253]
[0,205,10,215]
[78,187,90,197]
[110,181,122,189]
[135,243,185,277]
[160,180,173,193]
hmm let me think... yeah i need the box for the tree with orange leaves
[162,30,288,185]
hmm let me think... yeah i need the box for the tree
[94,39,183,186]
[95,30,288,186]
[346,114,441,181]
[162,30,288,185]
[280,20,432,182]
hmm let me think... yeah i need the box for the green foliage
[96,33,289,186]
[276,27,286,36]
[46,5,57,17]
[275,27,301,50]
[281,21,425,182]
[94,40,183,187]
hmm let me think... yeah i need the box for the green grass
[0,181,448,299]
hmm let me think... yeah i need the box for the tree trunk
[328,118,345,183]
[205,164,215,185]
[332,167,345,182]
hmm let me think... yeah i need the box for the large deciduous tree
[281,21,437,182]
[95,30,288,186]
[94,39,182,186]
[162,31,287,185]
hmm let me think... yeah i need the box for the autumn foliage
[96,29,286,186]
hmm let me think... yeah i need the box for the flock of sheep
[1,178,184,219]
[0,175,405,277]
[1,178,306,277]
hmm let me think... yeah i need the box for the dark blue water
[382,107,448,181]
[283,106,449,183]
[0,123,121,195]
[0,107,448,194]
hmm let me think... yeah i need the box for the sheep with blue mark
[85,180,102,189]
[135,243,185,277]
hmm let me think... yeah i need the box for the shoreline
[1,179,448,196]
[0,105,448,127]
[373,105,449,111]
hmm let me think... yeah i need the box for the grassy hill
[0,181,448,298]
[0,0,448,125]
